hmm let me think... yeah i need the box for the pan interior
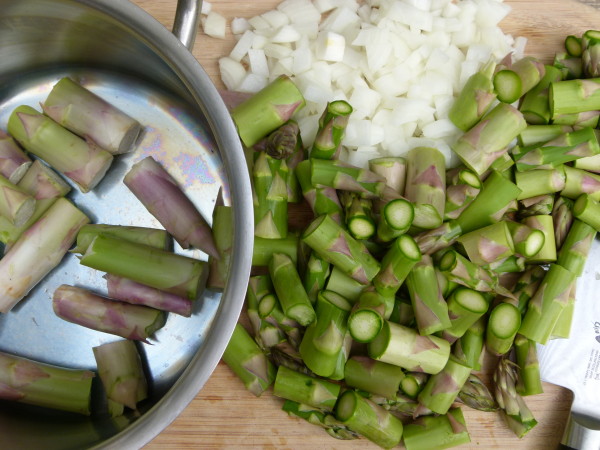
[0,66,228,449]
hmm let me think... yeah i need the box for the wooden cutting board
[128,0,599,448]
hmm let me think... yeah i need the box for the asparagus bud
[457,373,498,412]
[53,284,166,341]
[0,130,31,183]
[93,340,148,411]
[42,77,142,154]
[0,351,94,415]
[8,105,113,192]
[0,197,89,313]
[310,100,353,160]
[123,156,218,258]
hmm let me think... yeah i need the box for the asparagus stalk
[222,323,276,396]
[310,158,392,199]
[344,356,406,400]
[572,194,600,233]
[438,249,505,296]
[269,252,315,326]
[282,400,359,440]
[522,215,557,263]
[505,221,545,258]
[335,390,404,449]
[302,213,380,285]
[8,105,113,192]
[549,77,600,116]
[93,340,147,413]
[518,124,573,147]
[399,372,428,398]
[299,290,351,378]
[0,351,94,415]
[373,234,421,298]
[124,156,218,257]
[457,221,515,266]
[457,373,499,412]
[582,30,600,77]
[452,316,485,371]
[389,297,416,328]
[376,197,414,242]
[402,408,471,450]
[42,77,141,154]
[0,173,35,227]
[517,194,555,218]
[406,254,451,336]
[246,275,289,350]
[552,196,574,250]
[501,265,546,313]
[448,60,497,131]
[519,264,577,344]
[71,223,171,254]
[404,146,446,224]
[519,64,563,124]
[339,191,375,240]
[231,75,306,147]
[79,234,208,300]
[416,170,521,255]
[347,290,388,343]
[486,302,521,356]
[0,160,71,250]
[368,157,407,195]
[565,35,583,57]
[551,282,577,339]
[562,165,600,201]
[253,233,299,266]
[208,196,233,290]
[514,167,566,200]
[553,110,600,127]
[417,355,473,415]
[53,284,166,340]
[512,127,600,171]
[252,151,288,239]
[556,217,597,275]
[574,152,600,173]
[296,161,343,224]
[494,357,538,438]
[105,274,193,317]
[0,197,89,313]
[444,184,480,221]
[452,103,527,176]
[0,131,31,183]
[310,100,353,160]
[303,251,331,303]
[514,334,543,397]
[441,287,489,344]
[325,266,364,303]
[368,320,451,375]
[553,52,583,80]
[494,57,545,103]
[273,366,340,411]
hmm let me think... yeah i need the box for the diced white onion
[220,0,521,168]
[202,12,227,39]
[201,1,212,15]
[231,17,250,35]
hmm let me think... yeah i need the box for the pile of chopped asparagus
[0,78,218,417]
[221,30,600,449]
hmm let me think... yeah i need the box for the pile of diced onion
[203,0,526,167]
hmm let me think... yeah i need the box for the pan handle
[172,0,202,51]
[560,412,600,450]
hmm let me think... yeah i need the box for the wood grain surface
[125,0,599,448]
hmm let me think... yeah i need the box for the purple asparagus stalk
[0,131,31,183]
[0,197,89,313]
[105,274,193,317]
[52,284,166,342]
[93,340,148,414]
[123,156,218,258]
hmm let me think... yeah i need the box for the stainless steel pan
[0,0,252,448]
